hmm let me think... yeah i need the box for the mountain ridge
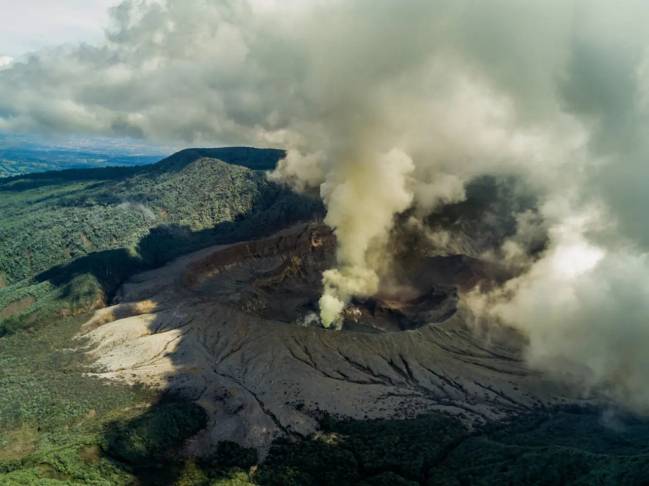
[0,145,285,184]
[0,147,295,287]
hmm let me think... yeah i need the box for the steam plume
[319,148,414,326]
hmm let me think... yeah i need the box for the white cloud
[0,0,117,57]
[0,56,13,70]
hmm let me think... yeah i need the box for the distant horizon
[0,129,177,156]
[0,130,289,157]
[0,129,293,179]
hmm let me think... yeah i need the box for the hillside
[0,147,288,286]
[0,147,320,338]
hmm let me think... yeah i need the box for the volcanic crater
[79,222,581,452]
[180,223,467,333]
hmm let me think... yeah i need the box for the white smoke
[319,148,414,326]
[267,149,324,193]
[468,208,649,412]
[0,56,13,71]
[2,0,649,409]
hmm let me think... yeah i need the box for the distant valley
[0,132,167,178]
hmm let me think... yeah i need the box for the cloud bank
[0,0,116,57]
[2,0,649,410]
[0,57,13,71]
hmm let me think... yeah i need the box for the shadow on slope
[98,397,649,485]
[102,393,210,486]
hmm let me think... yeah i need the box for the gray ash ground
[80,221,583,453]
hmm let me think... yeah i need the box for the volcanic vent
[176,223,474,333]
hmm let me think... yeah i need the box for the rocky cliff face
[79,223,582,454]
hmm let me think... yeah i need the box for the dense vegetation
[0,147,287,285]
[0,312,155,485]
[252,408,649,485]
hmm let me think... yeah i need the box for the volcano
[79,222,581,453]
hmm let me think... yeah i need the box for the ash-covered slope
[80,223,581,452]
